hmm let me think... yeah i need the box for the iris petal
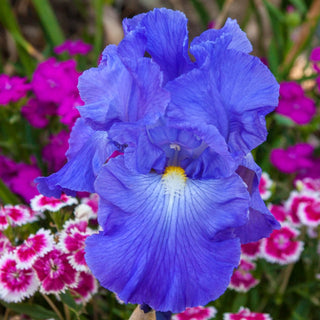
[235,154,281,243]
[36,119,114,197]
[166,40,279,161]
[85,158,249,312]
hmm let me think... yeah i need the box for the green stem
[42,294,64,320]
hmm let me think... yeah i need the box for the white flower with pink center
[296,178,320,192]
[33,247,77,294]
[62,219,88,234]
[70,271,98,304]
[285,191,316,226]
[229,259,259,292]
[173,306,217,320]
[81,193,99,214]
[3,205,30,226]
[297,197,320,227]
[259,172,273,200]
[30,194,78,212]
[223,307,272,320]
[59,228,92,272]
[241,240,262,260]
[268,204,288,223]
[0,208,9,230]
[0,252,39,303]
[0,233,14,254]
[260,224,304,265]
[16,229,54,269]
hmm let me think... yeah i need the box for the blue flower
[36,8,280,312]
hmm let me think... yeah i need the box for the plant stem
[42,294,64,320]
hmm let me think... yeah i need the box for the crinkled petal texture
[78,45,169,131]
[36,119,115,197]
[166,39,279,162]
[122,8,192,82]
[85,158,249,312]
[235,154,280,243]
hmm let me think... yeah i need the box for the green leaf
[31,0,65,47]
[273,114,296,127]
[0,178,20,205]
[289,0,307,14]
[0,301,59,320]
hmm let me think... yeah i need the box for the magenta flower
[0,74,31,105]
[70,271,98,304]
[270,143,314,174]
[32,58,79,104]
[276,82,316,125]
[173,306,217,320]
[42,131,70,173]
[54,40,93,56]
[33,247,77,294]
[0,210,9,231]
[258,172,272,200]
[241,240,262,260]
[21,98,57,128]
[223,307,272,320]
[310,47,320,72]
[285,191,316,226]
[16,229,54,269]
[297,196,320,227]
[260,224,304,265]
[269,204,288,223]
[10,163,42,202]
[57,94,83,128]
[30,193,78,212]
[297,177,320,192]
[2,205,30,226]
[0,252,39,303]
[229,259,259,292]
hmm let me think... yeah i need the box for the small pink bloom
[0,209,9,230]
[32,58,79,104]
[70,271,98,304]
[10,163,42,202]
[298,198,320,227]
[59,228,91,272]
[285,191,316,226]
[3,205,30,226]
[229,260,259,292]
[269,204,288,223]
[0,252,39,302]
[0,74,31,105]
[259,172,273,200]
[62,219,88,234]
[223,307,272,320]
[270,143,314,174]
[54,40,92,56]
[260,224,304,265]
[0,233,14,254]
[30,194,78,212]
[173,306,217,320]
[296,178,320,192]
[42,130,69,173]
[33,248,77,294]
[75,193,99,220]
[241,240,261,260]
[57,93,83,128]
[310,47,320,72]
[16,229,54,269]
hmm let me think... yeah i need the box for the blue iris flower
[36,8,280,313]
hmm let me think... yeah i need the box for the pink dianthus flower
[54,40,92,56]
[0,74,31,105]
[276,82,316,125]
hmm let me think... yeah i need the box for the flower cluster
[36,8,280,312]
[0,193,98,304]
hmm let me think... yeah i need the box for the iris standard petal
[78,48,169,131]
[85,158,249,312]
[122,8,192,82]
[191,18,252,54]
[166,40,279,160]
[36,119,114,197]
[235,154,281,243]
